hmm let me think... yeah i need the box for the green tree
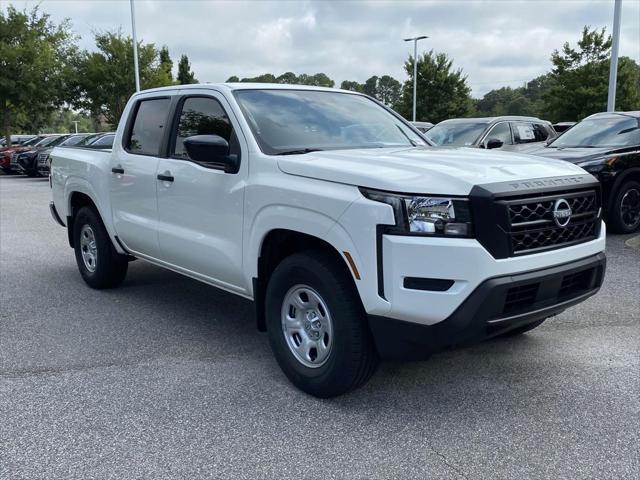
[362,76,379,98]
[340,80,363,92]
[397,50,474,122]
[0,6,78,145]
[159,45,173,82]
[241,73,277,83]
[544,26,640,122]
[177,54,197,85]
[376,75,402,107]
[44,109,93,133]
[297,73,335,87]
[276,71,298,84]
[226,75,240,82]
[74,31,173,125]
[339,76,401,107]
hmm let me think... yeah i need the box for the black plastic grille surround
[469,175,602,259]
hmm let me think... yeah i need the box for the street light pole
[404,36,428,122]
[607,0,622,112]
[130,0,141,92]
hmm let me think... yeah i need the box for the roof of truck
[138,83,355,95]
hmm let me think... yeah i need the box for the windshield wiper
[275,148,324,156]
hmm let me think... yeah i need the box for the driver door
[155,91,248,294]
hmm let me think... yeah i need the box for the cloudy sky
[5,0,640,97]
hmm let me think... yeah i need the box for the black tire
[498,318,545,338]
[73,206,128,289]
[608,180,640,234]
[265,250,379,398]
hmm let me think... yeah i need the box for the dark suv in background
[520,111,640,233]
[426,116,556,151]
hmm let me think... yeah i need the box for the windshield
[59,134,89,146]
[21,136,42,146]
[77,133,102,146]
[34,136,63,148]
[234,89,426,155]
[550,115,640,148]
[426,121,488,146]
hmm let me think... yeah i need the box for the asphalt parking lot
[1,175,638,479]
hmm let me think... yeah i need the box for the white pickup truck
[49,84,606,397]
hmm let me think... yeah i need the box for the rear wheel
[73,206,128,289]
[265,250,378,398]
[608,180,640,233]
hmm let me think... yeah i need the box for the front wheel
[265,251,378,398]
[608,180,640,233]
[73,206,128,289]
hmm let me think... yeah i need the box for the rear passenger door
[155,91,248,294]
[110,96,172,258]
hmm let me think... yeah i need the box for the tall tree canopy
[338,75,402,108]
[159,45,173,81]
[226,72,335,87]
[177,54,197,84]
[543,26,640,122]
[0,6,77,144]
[73,31,174,125]
[397,50,474,123]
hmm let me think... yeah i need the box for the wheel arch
[252,226,363,332]
[605,167,640,212]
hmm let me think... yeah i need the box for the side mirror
[485,138,504,150]
[183,135,239,173]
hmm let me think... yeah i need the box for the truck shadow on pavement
[102,259,558,407]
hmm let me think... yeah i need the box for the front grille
[38,153,49,165]
[10,153,19,165]
[501,190,599,255]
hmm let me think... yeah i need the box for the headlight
[360,188,473,237]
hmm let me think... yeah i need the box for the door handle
[157,173,174,182]
[111,166,124,174]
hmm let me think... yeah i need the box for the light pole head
[404,35,429,42]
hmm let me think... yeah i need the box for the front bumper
[369,251,606,359]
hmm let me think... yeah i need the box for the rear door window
[532,123,550,141]
[127,98,171,155]
[485,122,513,145]
[513,122,538,144]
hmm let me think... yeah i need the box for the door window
[127,98,171,155]
[532,123,550,141]
[172,96,240,163]
[485,122,513,145]
[512,122,539,144]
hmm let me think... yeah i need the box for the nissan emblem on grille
[553,198,572,227]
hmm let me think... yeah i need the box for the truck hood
[277,146,587,195]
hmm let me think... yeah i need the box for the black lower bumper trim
[369,252,606,360]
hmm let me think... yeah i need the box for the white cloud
[6,0,640,96]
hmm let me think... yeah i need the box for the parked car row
[423,112,640,233]
[0,132,115,176]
